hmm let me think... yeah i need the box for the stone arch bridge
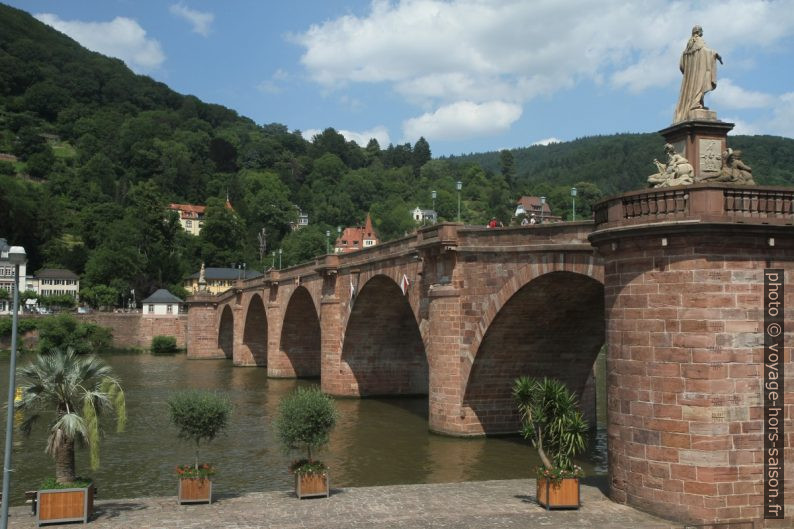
[187,184,794,525]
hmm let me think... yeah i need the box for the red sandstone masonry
[80,312,187,350]
[591,184,794,527]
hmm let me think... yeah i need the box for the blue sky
[6,0,794,156]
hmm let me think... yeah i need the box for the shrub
[276,386,337,474]
[168,390,232,471]
[0,317,37,337]
[36,314,112,354]
[513,376,588,480]
[151,335,178,354]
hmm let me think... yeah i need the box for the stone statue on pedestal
[673,25,722,124]
[648,143,694,188]
[198,262,207,292]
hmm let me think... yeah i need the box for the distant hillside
[447,133,794,194]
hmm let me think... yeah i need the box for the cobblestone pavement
[8,479,679,529]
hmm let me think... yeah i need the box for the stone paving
[7,478,680,529]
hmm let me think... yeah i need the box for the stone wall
[79,312,187,350]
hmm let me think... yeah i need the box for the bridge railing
[592,184,794,231]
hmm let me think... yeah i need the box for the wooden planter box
[37,484,94,526]
[178,478,212,504]
[536,477,580,510]
[295,473,329,499]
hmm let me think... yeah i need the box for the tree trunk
[536,425,553,470]
[55,436,76,484]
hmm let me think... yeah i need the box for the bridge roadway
[185,184,794,526]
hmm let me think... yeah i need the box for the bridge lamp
[540,196,546,223]
[570,187,577,221]
[431,190,437,216]
[278,248,282,269]
[456,181,462,223]
[1,245,26,529]
[326,230,331,255]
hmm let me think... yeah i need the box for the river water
[0,353,606,504]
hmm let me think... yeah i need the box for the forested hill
[446,133,794,195]
[1,2,793,308]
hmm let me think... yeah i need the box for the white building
[412,207,437,224]
[35,269,80,299]
[141,289,184,316]
[0,238,27,314]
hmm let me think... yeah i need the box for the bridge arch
[277,286,321,377]
[241,293,267,366]
[463,269,605,434]
[340,274,428,395]
[218,304,234,359]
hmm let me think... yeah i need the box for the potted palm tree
[275,386,337,499]
[15,348,126,525]
[167,390,232,504]
[513,376,588,510]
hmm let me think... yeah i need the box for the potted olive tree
[275,386,338,498]
[15,348,126,525]
[513,376,588,510]
[167,390,232,504]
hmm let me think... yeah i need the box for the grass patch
[40,477,92,490]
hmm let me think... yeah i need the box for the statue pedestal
[658,119,734,181]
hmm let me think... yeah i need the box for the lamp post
[1,245,26,529]
[570,187,577,221]
[326,230,331,254]
[456,181,462,222]
[431,190,437,221]
[540,196,546,224]
[271,251,276,269]
[278,248,282,269]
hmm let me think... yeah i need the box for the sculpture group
[648,26,755,188]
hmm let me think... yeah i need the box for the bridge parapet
[592,183,794,234]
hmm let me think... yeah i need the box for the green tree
[199,197,247,266]
[36,314,112,355]
[412,137,431,176]
[280,225,328,267]
[15,349,126,483]
[499,149,515,187]
[168,390,232,469]
[276,386,337,472]
[512,377,588,472]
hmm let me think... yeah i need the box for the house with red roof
[334,214,380,254]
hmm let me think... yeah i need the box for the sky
[6,0,794,156]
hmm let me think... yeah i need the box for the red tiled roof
[169,203,206,219]
[334,214,379,253]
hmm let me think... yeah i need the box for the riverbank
[7,478,677,528]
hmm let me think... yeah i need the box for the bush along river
[0,352,607,505]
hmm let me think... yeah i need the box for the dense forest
[1,3,793,306]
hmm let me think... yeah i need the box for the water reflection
[0,353,605,505]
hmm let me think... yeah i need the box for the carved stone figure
[673,26,722,123]
[198,262,207,291]
[701,148,755,185]
[648,143,694,188]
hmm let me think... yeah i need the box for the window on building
[167,304,173,314]
[148,304,154,314]
[186,220,192,228]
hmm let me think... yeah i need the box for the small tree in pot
[275,386,337,498]
[167,390,232,504]
[513,376,588,510]
[15,348,126,524]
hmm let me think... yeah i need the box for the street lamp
[326,230,331,255]
[570,187,577,221]
[456,181,462,222]
[1,245,25,529]
[278,248,282,269]
[540,196,546,224]
[271,251,276,269]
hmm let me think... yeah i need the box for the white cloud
[293,0,794,140]
[301,126,391,147]
[169,4,214,37]
[257,69,290,95]
[402,101,522,142]
[711,79,776,109]
[532,137,561,146]
[35,13,164,71]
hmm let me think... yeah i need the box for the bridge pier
[591,185,794,525]
[427,284,465,435]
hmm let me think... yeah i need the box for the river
[0,352,606,504]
